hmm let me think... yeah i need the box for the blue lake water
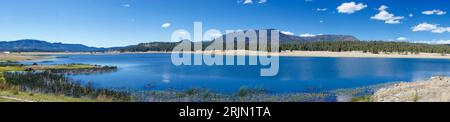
[24,54,450,94]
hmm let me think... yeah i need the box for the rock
[372,76,450,102]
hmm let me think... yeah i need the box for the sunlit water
[23,54,450,94]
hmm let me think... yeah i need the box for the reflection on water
[23,54,450,94]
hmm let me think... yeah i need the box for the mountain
[213,29,358,44]
[112,42,180,52]
[300,34,359,42]
[275,29,360,43]
[0,39,106,52]
[0,29,359,52]
[116,29,359,52]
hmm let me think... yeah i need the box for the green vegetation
[413,90,420,102]
[351,95,372,102]
[144,88,333,102]
[280,41,450,54]
[0,63,128,102]
[0,90,100,102]
[3,70,131,102]
[0,65,23,90]
[116,42,179,52]
[0,98,17,102]
[116,41,450,55]
[45,64,118,75]
[332,82,397,102]
[134,82,400,102]
[0,66,23,72]
[37,64,97,70]
[236,86,266,98]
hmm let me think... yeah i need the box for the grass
[0,98,18,102]
[0,65,23,90]
[140,83,402,102]
[3,69,131,101]
[0,63,124,102]
[143,87,334,102]
[351,95,372,102]
[332,82,398,102]
[0,64,98,72]
[0,90,102,102]
[0,64,96,85]
[32,64,97,70]
[1,79,103,102]
[236,86,265,98]
[0,66,24,72]
[413,90,420,102]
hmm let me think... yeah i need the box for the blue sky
[0,0,449,47]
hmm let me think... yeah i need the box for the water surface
[23,54,450,94]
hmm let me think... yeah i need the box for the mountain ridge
[213,29,358,43]
[0,39,106,52]
[0,29,359,52]
[116,29,360,52]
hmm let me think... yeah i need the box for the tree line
[115,41,450,54]
[280,41,449,54]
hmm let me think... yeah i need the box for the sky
[0,0,449,47]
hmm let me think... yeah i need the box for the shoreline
[0,54,49,62]
[18,50,450,59]
[372,76,450,102]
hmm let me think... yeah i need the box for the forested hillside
[280,41,450,54]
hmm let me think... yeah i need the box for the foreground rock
[372,77,450,102]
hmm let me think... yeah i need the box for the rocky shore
[372,76,450,102]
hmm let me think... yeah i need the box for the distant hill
[0,30,359,52]
[299,34,359,42]
[0,39,106,52]
[115,29,359,52]
[215,29,359,43]
[112,42,180,52]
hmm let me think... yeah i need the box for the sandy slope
[0,54,39,61]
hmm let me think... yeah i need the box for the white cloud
[243,0,252,4]
[431,27,449,33]
[258,0,267,4]
[435,40,450,44]
[412,22,450,33]
[240,0,266,4]
[281,31,294,35]
[299,33,316,37]
[412,23,437,31]
[378,5,388,11]
[370,5,404,24]
[161,23,171,28]
[305,0,313,2]
[409,13,414,17]
[337,2,367,14]
[422,10,447,15]
[316,8,328,12]
[397,37,408,41]
[415,40,450,44]
[121,4,131,8]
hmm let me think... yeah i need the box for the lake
[24,54,450,94]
